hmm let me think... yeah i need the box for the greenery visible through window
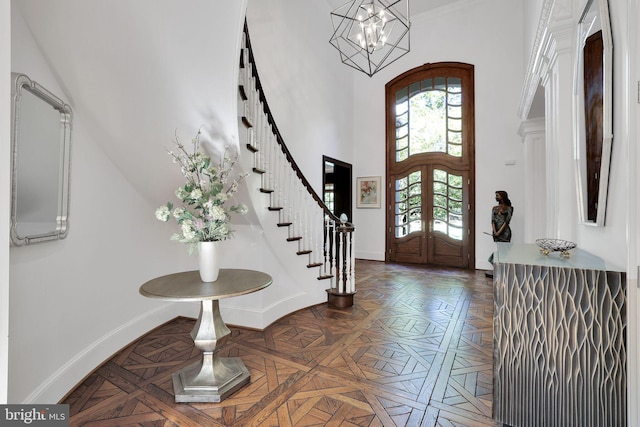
[386,63,474,267]
[395,77,462,161]
[432,169,463,240]
[394,171,422,238]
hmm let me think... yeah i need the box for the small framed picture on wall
[356,176,381,208]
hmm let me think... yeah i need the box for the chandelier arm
[329,0,411,77]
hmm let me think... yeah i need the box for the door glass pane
[447,78,463,157]
[395,171,422,238]
[395,88,409,161]
[410,91,446,154]
[432,169,463,240]
[394,77,463,161]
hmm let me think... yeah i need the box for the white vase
[198,241,220,282]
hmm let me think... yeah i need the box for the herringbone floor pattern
[61,260,499,426]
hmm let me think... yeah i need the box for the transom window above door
[394,77,463,162]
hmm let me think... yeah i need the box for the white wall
[1,0,11,404]
[628,0,640,423]
[523,0,546,75]
[349,0,525,265]
[570,0,628,265]
[7,0,358,404]
[8,0,248,403]
[7,0,634,410]
[518,0,630,267]
[631,0,640,422]
[589,1,638,420]
[246,0,355,193]
[519,0,638,422]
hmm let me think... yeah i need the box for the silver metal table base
[139,269,272,403]
[172,356,250,403]
[172,299,249,402]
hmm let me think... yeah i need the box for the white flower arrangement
[155,131,248,252]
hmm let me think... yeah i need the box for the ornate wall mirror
[10,73,72,245]
[574,0,613,226]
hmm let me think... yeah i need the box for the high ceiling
[325,0,455,18]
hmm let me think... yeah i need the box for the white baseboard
[355,251,385,261]
[25,288,327,404]
[24,303,193,404]
[221,287,326,329]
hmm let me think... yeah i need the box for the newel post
[326,222,356,308]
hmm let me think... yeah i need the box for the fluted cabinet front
[492,245,626,427]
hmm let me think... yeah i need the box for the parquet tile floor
[62,260,500,426]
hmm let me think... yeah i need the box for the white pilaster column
[540,19,577,240]
[518,118,546,242]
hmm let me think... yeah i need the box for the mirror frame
[574,0,613,226]
[10,73,72,246]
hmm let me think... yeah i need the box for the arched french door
[385,63,475,268]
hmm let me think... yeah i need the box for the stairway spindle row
[238,23,355,301]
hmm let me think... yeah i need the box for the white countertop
[494,243,623,272]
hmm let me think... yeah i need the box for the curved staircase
[237,22,356,307]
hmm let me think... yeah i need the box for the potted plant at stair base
[155,130,248,282]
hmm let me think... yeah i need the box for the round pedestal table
[140,269,272,403]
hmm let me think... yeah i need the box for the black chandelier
[329,0,410,77]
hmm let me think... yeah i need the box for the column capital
[518,118,546,140]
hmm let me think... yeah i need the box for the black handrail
[243,21,347,225]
